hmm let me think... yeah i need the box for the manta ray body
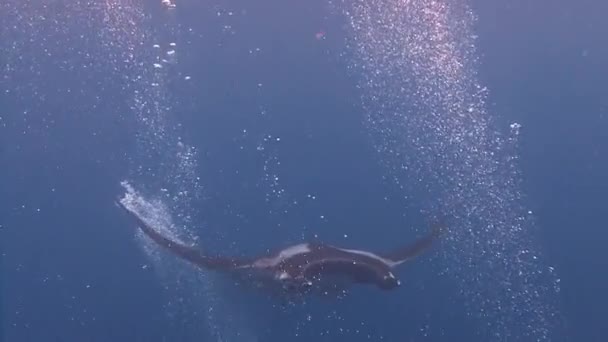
[118,201,443,296]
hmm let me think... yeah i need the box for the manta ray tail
[117,200,248,271]
[383,219,445,266]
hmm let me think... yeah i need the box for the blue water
[2,0,606,341]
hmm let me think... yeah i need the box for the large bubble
[336,0,563,340]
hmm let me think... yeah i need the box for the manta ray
[118,201,444,297]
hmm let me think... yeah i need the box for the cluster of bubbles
[98,1,239,340]
[256,132,293,220]
[98,0,200,206]
[0,0,214,336]
[335,0,562,340]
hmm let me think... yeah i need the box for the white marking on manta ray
[334,247,407,267]
[253,243,311,268]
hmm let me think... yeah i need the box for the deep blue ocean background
[2,0,607,341]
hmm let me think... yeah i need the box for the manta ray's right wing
[383,220,445,266]
[117,201,251,271]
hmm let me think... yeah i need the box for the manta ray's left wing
[117,201,251,271]
[382,220,445,266]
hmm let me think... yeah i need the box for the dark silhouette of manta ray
[117,200,444,296]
